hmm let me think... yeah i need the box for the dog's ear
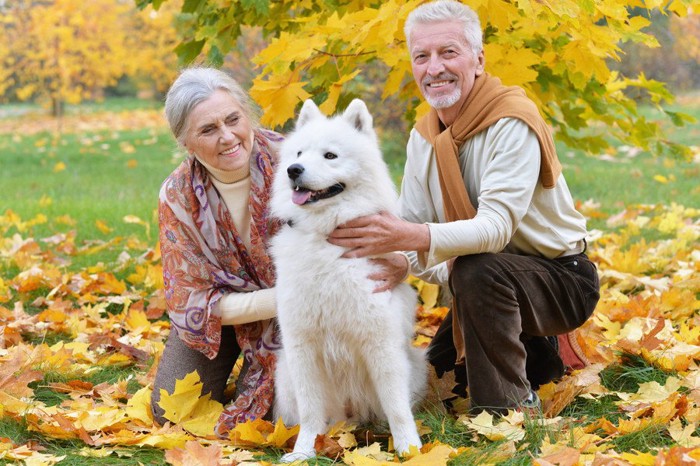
[342,99,373,136]
[296,99,323,128]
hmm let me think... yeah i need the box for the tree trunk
[51,98,65,118]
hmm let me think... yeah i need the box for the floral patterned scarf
[158,128,283,436]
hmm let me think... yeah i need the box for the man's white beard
[425,88,462,109]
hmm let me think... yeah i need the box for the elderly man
[329,0,599,413]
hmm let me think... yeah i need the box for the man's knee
[450,253,501,295]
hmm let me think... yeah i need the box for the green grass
[0,128,176,237]
[2,95,698,260]
[561,148,700,231]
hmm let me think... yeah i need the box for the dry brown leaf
[165,440,222,466]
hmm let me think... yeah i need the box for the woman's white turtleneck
[197,157,276,326]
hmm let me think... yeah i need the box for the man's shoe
[518,390,542,418]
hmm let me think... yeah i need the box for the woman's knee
[150,389,168,426]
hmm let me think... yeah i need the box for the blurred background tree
[1,0,697,158]
[0,0,180,115]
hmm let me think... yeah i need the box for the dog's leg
[367,345,422,456]
[273,351,299,426]
[279,344,328,463]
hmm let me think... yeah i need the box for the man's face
[409,20,484,122]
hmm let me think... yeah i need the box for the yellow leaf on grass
[461,410,525,442]
[534,446,580,466]
[625,377,682,403]
[402,443,455,465]
[95,219,113,234]
[230,418,268,445]
[76,406,127,431]
[343,442,395,464]
[668,419,700,447]
[126,385,154,424]
[165,440,222,466]
[267,418,300,447]
[124,308,151,334]
[39,195,53,207]
[158,371,224,437]
[619,450,657,465]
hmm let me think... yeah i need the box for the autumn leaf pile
[2,119,700,465]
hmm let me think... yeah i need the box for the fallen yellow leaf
[158,371,224,437]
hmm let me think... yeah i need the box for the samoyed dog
[270,99,427,462]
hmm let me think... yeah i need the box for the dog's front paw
[393,437,422,457]
[280,450,316,463]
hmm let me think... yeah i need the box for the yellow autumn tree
[125,0,182,96]
[672,12,700,62]
[0,0,132,116]
[141,0,697,159]
[0,0,181,114]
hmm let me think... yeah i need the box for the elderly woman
[152,67,283,435]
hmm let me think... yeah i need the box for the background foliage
[138,0,699,160]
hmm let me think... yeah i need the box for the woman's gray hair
[164,67,259,144]
[404,0,483,56]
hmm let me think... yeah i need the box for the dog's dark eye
[324,152,337,160]
[297,151,302,157]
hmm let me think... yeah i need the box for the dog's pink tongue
[292,189,312,205]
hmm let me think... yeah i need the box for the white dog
[270,99,427,462]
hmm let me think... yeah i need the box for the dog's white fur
[270,99,427,462]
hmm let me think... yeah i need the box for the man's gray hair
[164,67,259,145]
[404,0,483,56]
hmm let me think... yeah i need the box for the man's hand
[368,254,409,292]
[328,211,430,258]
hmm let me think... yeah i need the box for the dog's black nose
[287,164,304,180]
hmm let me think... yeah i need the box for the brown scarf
[415,73,562,363]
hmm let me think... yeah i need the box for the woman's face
[183,89,255,172]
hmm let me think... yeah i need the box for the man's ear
[475,50,485,76]
[296,99,324,128]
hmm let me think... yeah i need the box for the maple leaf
[267,417,299,447]
[460,410,525,442]
[314,434,344,460]
[158,371,223,437]
[125,385,154,425]
[533,446,580,466]
[617,377,682,404]
[228,417,300,448]
[165,440,222,466]
[124,308,151,335]
[0,345,44,398]
[343,442,395,464]
[668,419,700,447]
[402,443,455,465]
[249,72,311,127]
